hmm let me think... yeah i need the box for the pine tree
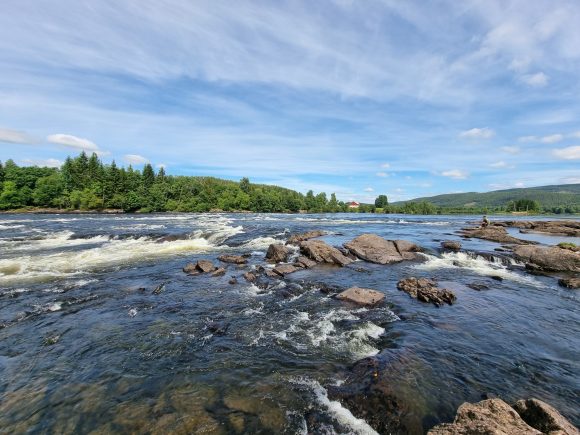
[142,164,155,188]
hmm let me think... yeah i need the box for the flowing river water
[0,213,578,434]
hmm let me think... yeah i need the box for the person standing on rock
[481,215,490,228]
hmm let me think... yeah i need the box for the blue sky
[1,0,579,202]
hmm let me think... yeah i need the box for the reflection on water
[0,213,578,433]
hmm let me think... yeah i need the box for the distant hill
[394,184,580,210]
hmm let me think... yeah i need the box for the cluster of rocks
[461,225,535,245]
[494,220,580,237]
[397,277,456,307]
[183,254,250,278]
[429,397,579,435]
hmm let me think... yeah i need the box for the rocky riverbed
[0,213,578,434]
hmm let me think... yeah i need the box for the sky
[1,0,579,203]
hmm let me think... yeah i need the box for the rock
[428,398,541,435]
[558,277,580,289]
[272,264,299,276]
[287,230,326,244]
[495,220,580,237]
[299,240,354,266]
[182,263,200,275]
[207,320,229,335]
[461,226,535,245]
[152,283,166,295]
[513,398,579,435]
[467,282,490,291]
[183,260,215,274]
[513,245,580,273]
[218,254,248,264]
[343,234,420,264]
[295,256,317,269]
[212,267,226,277]
[265,244,290,263]
[441,240,461,251]
[336,287,385,306]
[397,277,456,306]
[228,278,238,285]
[243,272,257,282]
[265,269,280,278]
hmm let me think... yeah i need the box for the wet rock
[295,256,317,269]
[336,287,385,306]
[513,245,580,273]
[495,220,580,237]
[441,240,461,251]
[343,234,420,264]
[513,398,579,435]
[491,275,504,281]
[265,269,280,278]
[397,277,456,306]
[558,277,580,289]
[272,264,299,276]
[152,283,166,295]
[467,282,490,291]
[212,267,226,277]
[299,240,354,266]
[265,244,290,263]
[228,277,238,285]
[287,230,326,244]
[218,254,248,264]
[183,260,215,274]
[461,226,534,245]
[43,334,61,345]
[428,398,541,434]
[207,320,229,335]
[243,272,257,282]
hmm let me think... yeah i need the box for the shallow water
[0,213,578,434]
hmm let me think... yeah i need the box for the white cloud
[20,158,63,168]
[540,134,563,143]
[521,72,549,87]
[459,127,495,139]
[501,146,521,154]
[569,131,580,139]
[518,135,537,142]
[380,163,390,169]
[441,169,468,179]
[560,177,580,184]
[514,182,525,188]
[0,127,36,144]
[47,133,99,151]
[490,160,508,168]
[376,172,389,177]
[124,154,149,165]
[156,163,167,169]
[364,187,374,192]
[552,146,580,160]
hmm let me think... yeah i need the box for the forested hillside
[394,184,580,214]
[0,152,346,213]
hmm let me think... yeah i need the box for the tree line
[0,152,354,213]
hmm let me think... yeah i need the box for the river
[0,213,578,434]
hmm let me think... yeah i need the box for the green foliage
[374,195,388,208]
[557,242,577,251]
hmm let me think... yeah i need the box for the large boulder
[265,244,290,263]
[183,260,215,274]
[397,277,456,307]
[441,240,461,251]
[461,226,534,245]
[299,240,354,266]
[513,398,579,435]
[513,245,580,272]
[287,230,326,245]
[336,287,385,306]
[343,234,420,264]
[428,398,541,434]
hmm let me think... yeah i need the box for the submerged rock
[428,398,541,434]
[243,272,257,282]
[218,254,248,264]
[441,240,461,251]
[343,234,420,264]
[336,287,385,306]
[397,277,456,306]
[513,245,580,273]
[265,244,290,263]
[558,277,580,289]
[461,226,534,245]
[299,240,354,266]
[152,283,166,295]
[513,398,580,435]
[287,230,326,245]
[467,282,490,291]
